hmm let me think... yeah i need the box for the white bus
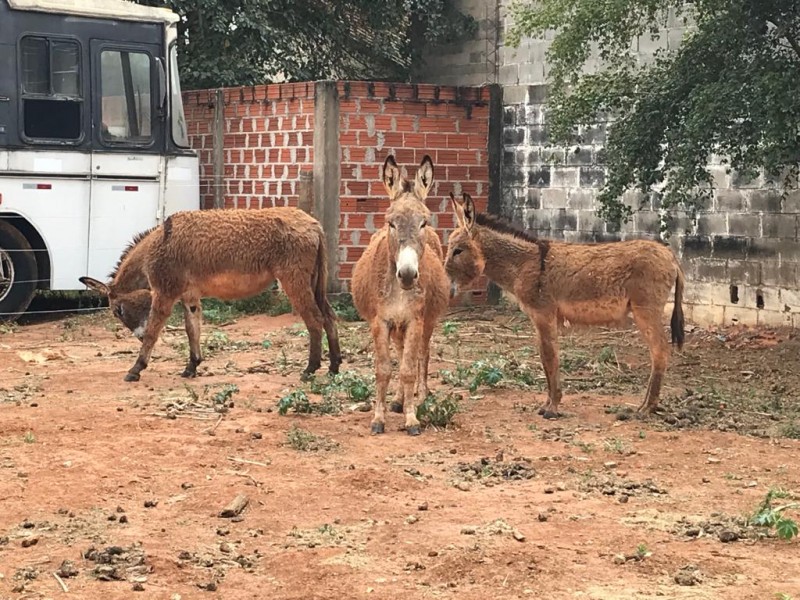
[0,0,199,319]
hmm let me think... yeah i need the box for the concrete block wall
[502,85,800,328]
[416,0,693,87]
[182,81,495,300]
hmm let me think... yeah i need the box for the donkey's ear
[382,155,403,199]
[79,276,110,296]
[414,155,434,199]
[450,191,467,229]
[461,193,476,230]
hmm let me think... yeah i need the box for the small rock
[119,515,129,524]
[685,528,701,537]
[216,528,230,537]
[428,550,438,557]
[455,482,470,492]
[613,554,627,565]
[219,542,233,554]
[707,457,721,464]
[132,582,145,592]
[618,494,629,504]
[702,477,711,484]
[745,481,757,488]
[543,487,555,494]
[181,482,194,490]
[198,581,218,592]
[449,448,457,454]
[21,537,39,548]
[460,526,477,535]
[250,432,263,440]
[418,502,428,511]
[718,530,739,543]
[555,482,567,491]
[674,567,700,586]
[604,461,618,469]
[144,500,158,508]
[406,515,419,525]
[512,530,526,542]
[21,521,35,529]
[57,560,79,578]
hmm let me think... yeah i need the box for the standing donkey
[80,207,341,382]
[444,192,685,417]
[351,155,450,435]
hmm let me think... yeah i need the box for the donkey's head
[79,277,153,339]
[382,154,435,290]
[444,192,485,285]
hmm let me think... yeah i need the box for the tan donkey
[351,155,450,435]
[80,207,341,382]
[444,192,685,418]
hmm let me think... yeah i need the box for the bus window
[99,49,152,144]
[169,44,189,148]
[20,36,82,141]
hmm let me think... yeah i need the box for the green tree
[507,1,800,229]
[136,0,476,90]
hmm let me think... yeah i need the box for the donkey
[80,207,341,382]
[444,192,685,417]
[351,155,450,435]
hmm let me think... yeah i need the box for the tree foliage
[507,0,800,227]
[136,0,476,90]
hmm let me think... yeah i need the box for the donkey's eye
[388,221,396,230]
[452,248,463,257]
[420,220,427,229]
[114,305,123,318]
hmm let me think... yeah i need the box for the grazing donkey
[351,155,450,435]
[445,192,685,417]
[80,207,341,382]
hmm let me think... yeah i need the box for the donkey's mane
[109,226,156,279]
[475,212,543,245]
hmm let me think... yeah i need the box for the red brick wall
[335,82,490,302]
[183,83,315,210]
[182,81,491,301]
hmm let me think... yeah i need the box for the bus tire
[0,221,38,322]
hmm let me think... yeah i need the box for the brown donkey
[445,193,685,417]
[80,207,341,382]
[351,155,450,435]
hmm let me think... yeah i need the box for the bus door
[87,40,164,278]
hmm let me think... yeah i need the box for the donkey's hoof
[124,372,140,382]
[389,402,404,414]
[180,369,197,379]
[406,425,421,437]
[328,365,340,376]
[370,422,385,435]
[541,410,562,420]
[300,371,315,382]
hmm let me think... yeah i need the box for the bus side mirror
[156,57,167,119]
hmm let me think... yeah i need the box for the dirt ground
[1,302,799,600]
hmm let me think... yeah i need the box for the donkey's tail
[313,231,337,323]
[670,266,685,351]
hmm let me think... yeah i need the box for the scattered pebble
[460,526,477,535]
[418,502,428,511]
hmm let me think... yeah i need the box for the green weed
[749,488,799,540]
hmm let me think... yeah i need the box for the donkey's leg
[631,305,669,413]
[389,327,406,414]
[323,314,342,375]
[416,317,436,406]
[181,297,203,378]
[530,310,562,419]
[125,294,175,382]
[400,322,424,436]
[281,277,324,379]
[370,319,392,434]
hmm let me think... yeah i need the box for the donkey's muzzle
[397,266,418,290]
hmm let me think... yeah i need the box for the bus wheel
[0,221,38,322]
